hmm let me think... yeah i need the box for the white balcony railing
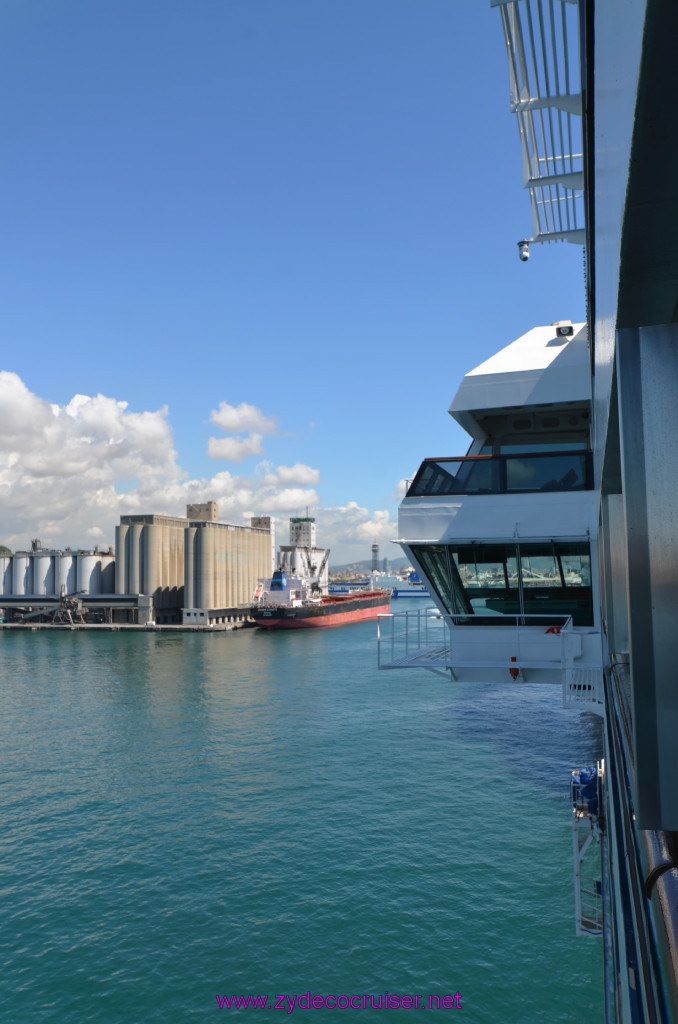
[377,608,604,708]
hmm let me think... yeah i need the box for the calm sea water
[1,612,602,1023]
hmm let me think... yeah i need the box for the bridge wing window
[411,544,520,616]
[453,545,520,615]
[411,541,593,625]
[408,459,500,496]
[414,545,454,614]
[519,543,592,624]
[505,454,586,492]
[407,452,591,497]
[481,442,589,454]
[409,461,461,496]
[520,547,561,587]
[559,545,591,586]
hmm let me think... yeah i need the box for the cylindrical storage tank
[197,527,215,610]
[127,524,143,595]
[236,544,244,606]
[58,554,76,596]
[184,527,197,607]
[0,557,11,596]
[48,553,57,595]
[218,535,227,608]
[115,525,128,594]
[12,554,31,596]
[225,530,234,608]
[195,529,204,608]
[33,554,55,596]
[77,554,101,595]
[217,535,227,608]
[232,532,239,605]
[143,525,161,599]
[245,538,256,606]
[171,526,182,591]
[101,555,115,594]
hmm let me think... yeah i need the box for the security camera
[517,239,530,262]
[556,324,574,337]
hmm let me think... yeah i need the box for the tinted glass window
[411,462,461,496]
[408,452,590,496]
[520,547,561,587]
[481,442,589,454]
[414,545,453,614]
[519,543,592,625]
[411,541,593,625]
[505,454,586,492]
[452,545,519,616]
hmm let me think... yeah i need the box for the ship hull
[253,591,390,629]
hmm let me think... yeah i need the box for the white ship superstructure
[277,517,330,596]
[380,321,603,699]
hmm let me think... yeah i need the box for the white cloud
[0,373,326,550]
[309,503,401,566]
[354,508,393,542]
[209,401,277,435]
[271,463,321,486]
[0,371,183,547]
[317,502,395,544]
[208,400,277,464]
[207,433,264,462]
[0,373,399,565]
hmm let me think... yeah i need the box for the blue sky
[0,0,585,563]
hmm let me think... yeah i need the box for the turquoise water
[1,619,602,1022]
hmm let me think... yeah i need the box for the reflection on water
[1,626,602,1024]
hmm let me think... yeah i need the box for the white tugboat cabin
[379,321,604,704]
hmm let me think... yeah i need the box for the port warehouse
[0,504,273,626]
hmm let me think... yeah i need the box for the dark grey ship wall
[588,0,678,833]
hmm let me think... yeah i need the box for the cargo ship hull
[253,590,390,629]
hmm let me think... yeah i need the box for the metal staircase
[571,765,603,936]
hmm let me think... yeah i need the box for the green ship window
[410,541,593,626]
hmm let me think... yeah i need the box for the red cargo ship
[252,570,390,629]
[253,589,390,629]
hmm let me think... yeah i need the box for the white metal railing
[378,607,575,671]
[378,607,605,691]
[492,0,585,245]
[377,608,450,671]
[563,665,604,711]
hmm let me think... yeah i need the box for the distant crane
[300,547,330,592]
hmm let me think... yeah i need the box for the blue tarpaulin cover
[572,767,598,817]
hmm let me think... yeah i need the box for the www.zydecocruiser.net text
[215,991,463,1012]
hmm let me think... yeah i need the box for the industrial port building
[1,505,273,627]
[116,505,273,624]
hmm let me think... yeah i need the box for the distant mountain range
[329,556,411,574]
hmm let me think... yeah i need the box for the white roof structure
[492,0,585,245]
[449,322,589,436]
